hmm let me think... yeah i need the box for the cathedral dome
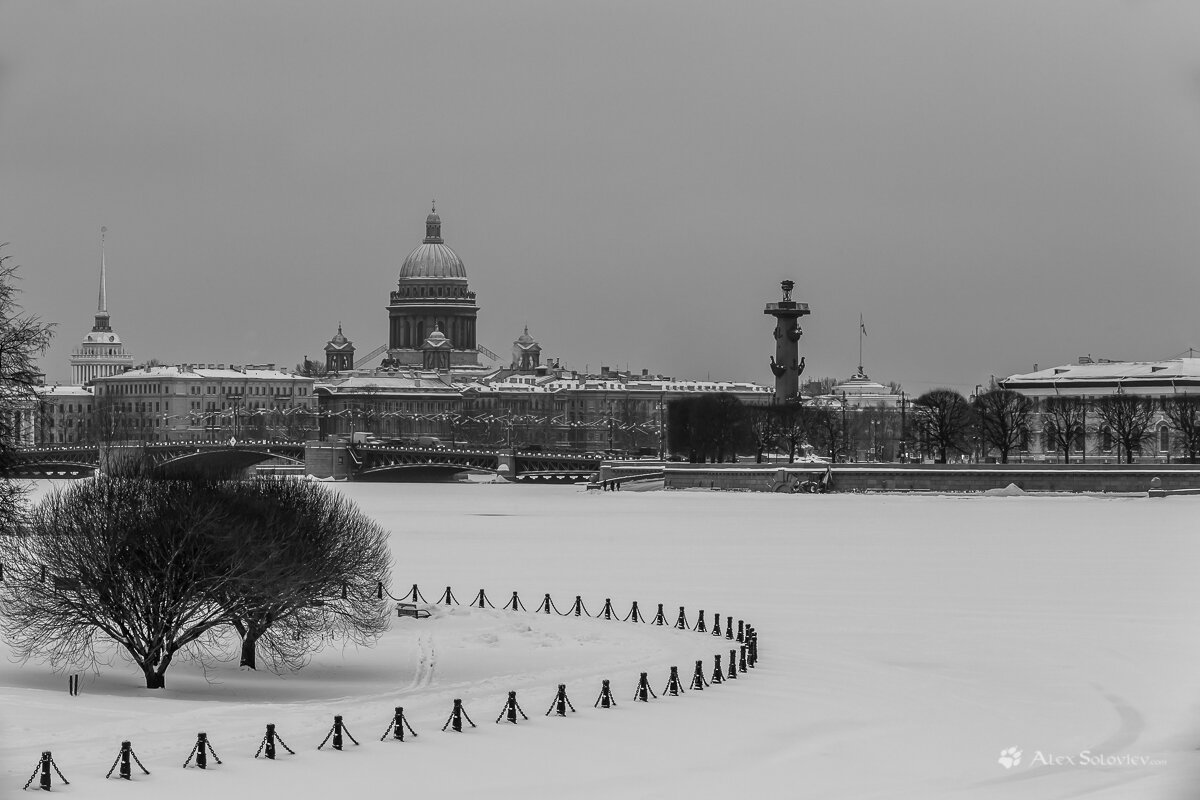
[399,243,467,280]
[399,204,467,280]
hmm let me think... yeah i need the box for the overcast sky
[4,1,1199,392]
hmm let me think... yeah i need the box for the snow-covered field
[2,481,1198,799]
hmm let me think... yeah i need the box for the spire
[98,226,108,313]
[92,226,112,332]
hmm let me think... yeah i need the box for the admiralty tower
[386,204,480,367]
[70,227,135,385]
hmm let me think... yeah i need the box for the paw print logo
[998,746,1023,769]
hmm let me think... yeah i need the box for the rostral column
[764,280,810,400]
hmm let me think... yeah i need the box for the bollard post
[712,612,723,637]
[184,731,223,769]
[41,751,52,790]
[24,751,70,791]
[725,617,734,639]
[728,649,738,679]
[106,740,148,780]
[634,671,657,702]
[737,620,745,643]
[594,679,617,709]
[599,598,616,620]
[711,654,724,684]
[674,606,689,630]
[442,699,476,732]
[689,660,708,690]
[739,645,748,673]
[380,707,418,742]
[538,593,554,614]
[652,603,667,625]
[663,666,685,696]
[695,609,707,633]
[254,723,295,759]
[496,691,528,724]
[566,595,588,616]
[545,684,576,716]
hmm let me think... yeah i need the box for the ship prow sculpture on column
[764,280,810,400]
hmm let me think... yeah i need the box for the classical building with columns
[999,356,1200,461]
[386,206,480,367]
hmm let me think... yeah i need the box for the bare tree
[973,389,1031,463]
[0,476,393,686]
[0,249,55,534]
[0,478,239,688]
[910,389,973,463]
[1164,395,1200,463]
[1094,394,1156,464]
[1040,397,1086,464]
[295,358,330,379]
[807,404,843,462]
[774,402,812,463]
[746,404,781,463]
[215,478,391,671]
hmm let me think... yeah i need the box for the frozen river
[2,480,1198,799]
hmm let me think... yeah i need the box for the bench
[396,602,431,619]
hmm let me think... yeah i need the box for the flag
[859,314,867,337]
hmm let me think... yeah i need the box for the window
[1160,425,1170,453]
[1101,428,1113,452]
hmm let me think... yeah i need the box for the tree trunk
[240,633,259,669]
[141,664,165,689]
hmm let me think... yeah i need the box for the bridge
[3,441,306,479]
[1,445,102,479]
[6,442,605,483]
[349,444,603,482]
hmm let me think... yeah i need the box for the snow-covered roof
[35,385,94,398]
[316,371,459,395]
[1001,358,1200,394]
[97,365,311,382]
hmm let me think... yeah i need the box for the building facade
[90,364,317,443]
[999,357,1200,462]
[33,385,95,445]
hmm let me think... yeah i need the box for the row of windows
[1041,426,1173,453]
[396,285,470,299]
[101,382,310,398]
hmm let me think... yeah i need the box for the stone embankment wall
[663,463,1200,493]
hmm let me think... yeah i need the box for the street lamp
[840,391,848,463]
[656,395,665,460]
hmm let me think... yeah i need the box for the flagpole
[858,313,864,376]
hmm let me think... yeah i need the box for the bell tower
[764,280,810,400]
